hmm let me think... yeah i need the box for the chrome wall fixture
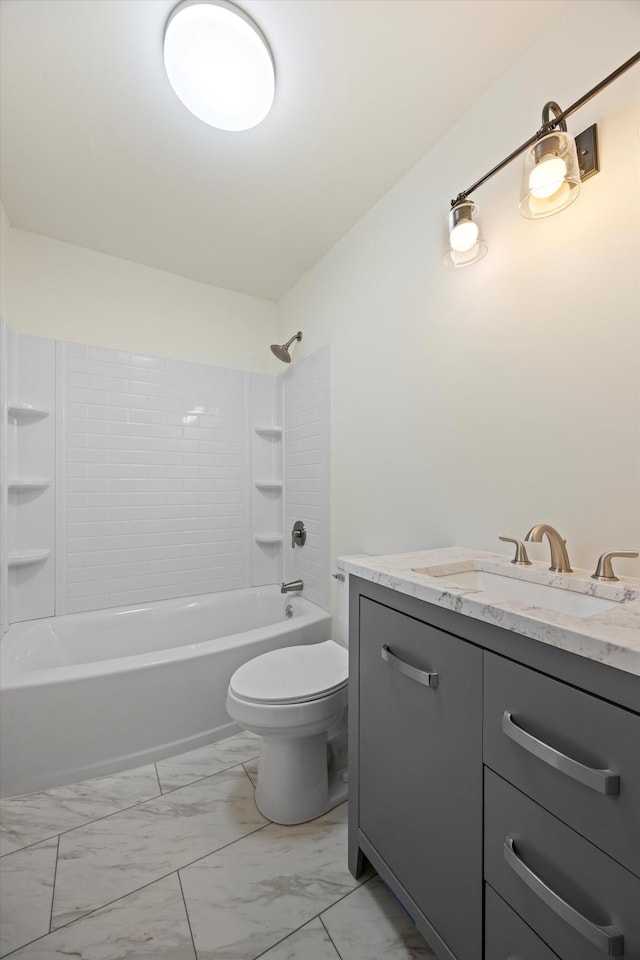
[446,52,640,268]
[270,331,302,364]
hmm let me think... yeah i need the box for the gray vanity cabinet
[349,574,640,960]
[354,596,483,960]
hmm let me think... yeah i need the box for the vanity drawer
[483,651,640,876]
[485,885,561,960]
[485,769,640,960]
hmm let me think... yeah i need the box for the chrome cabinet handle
[502,711,620,796]
[504,837,624,956]
[381,645,438,688]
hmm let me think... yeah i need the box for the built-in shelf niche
[8,478,51,492]
[7,402,51,420]
[4,331,56,622]
[8,549,51,568]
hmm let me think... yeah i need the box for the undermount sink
[411,567,620,619]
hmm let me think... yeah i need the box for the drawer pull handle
[504,837,624,956]
[502,712,620,796]
[381,645,438,688]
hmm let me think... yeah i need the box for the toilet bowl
[226,639,348,824]
[226,561,356,825]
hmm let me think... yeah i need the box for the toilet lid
[229,641,348,705]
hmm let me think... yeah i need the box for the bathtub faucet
[281,580,304,593]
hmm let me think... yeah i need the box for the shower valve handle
[291,521,307,549]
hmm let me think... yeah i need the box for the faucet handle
[591,551,639,582]
[499,536,532,565]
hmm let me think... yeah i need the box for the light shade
[445,200,487,268]
[164,0,275,132]
[519,131,580,219]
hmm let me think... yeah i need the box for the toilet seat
[229,641,348,705]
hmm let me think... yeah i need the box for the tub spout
[281,580,304,593]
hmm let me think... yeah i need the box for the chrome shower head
[270,331,302,363]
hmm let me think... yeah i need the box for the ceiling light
[164,0,275,132]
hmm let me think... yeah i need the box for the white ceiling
[0,0,572,302]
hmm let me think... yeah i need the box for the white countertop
[340,547,640,678]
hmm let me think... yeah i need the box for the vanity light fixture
[164,0,275,132]
[519,102,581,219]
[446,52,639,267]
[446,199,487,268]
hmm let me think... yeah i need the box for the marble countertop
[339,547,640,678]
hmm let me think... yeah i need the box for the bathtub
[0,587,331,798]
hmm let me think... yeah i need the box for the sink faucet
[524,524,573,573]
[281,580,304,593]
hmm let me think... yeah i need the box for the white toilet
[226,567,350,825]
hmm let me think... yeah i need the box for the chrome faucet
[524,524,573,573]
[281,579,304,593]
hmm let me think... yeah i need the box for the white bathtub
[0,587,331,798]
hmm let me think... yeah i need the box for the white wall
[0,203,10,321]
[278,0,640,579]
[3,227,278,374]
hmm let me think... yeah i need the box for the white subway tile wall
[62,344,250,613]
[283,347,330,611]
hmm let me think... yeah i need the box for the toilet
[226,565,350,825]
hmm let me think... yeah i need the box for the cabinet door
[358,597,482,960]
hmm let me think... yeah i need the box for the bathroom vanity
[343,548,640,960]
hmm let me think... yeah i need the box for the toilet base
[255,730,348,825]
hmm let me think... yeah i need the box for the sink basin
[411,567,619,618]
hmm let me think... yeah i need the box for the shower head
[270,331,302,364]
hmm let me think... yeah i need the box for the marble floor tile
[156,732,261,792]
[0,765,160,857]
[321,875,435,959]
[258,919,341,960]
[51,766,268,930]
[180,802,370,960]
[6,874,196,960]
[242,758,259,787]
[0,837,58,957]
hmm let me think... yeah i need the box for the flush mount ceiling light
[164,0,275,132]
[445,52,639,268]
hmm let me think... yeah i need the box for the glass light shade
[164,0,275,132]
[519,131,580,219]
[445,200,488,268]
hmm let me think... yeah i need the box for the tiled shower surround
[61,344,250,613]
[0,325,330,624]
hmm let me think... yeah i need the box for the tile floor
[0,732,434,959]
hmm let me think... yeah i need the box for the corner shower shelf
[255,480,283,492]
[7,402,50,420]
[254,535,283,545]
[254,426,283,439]
[8,478,51,492]
[8,549,51,568]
